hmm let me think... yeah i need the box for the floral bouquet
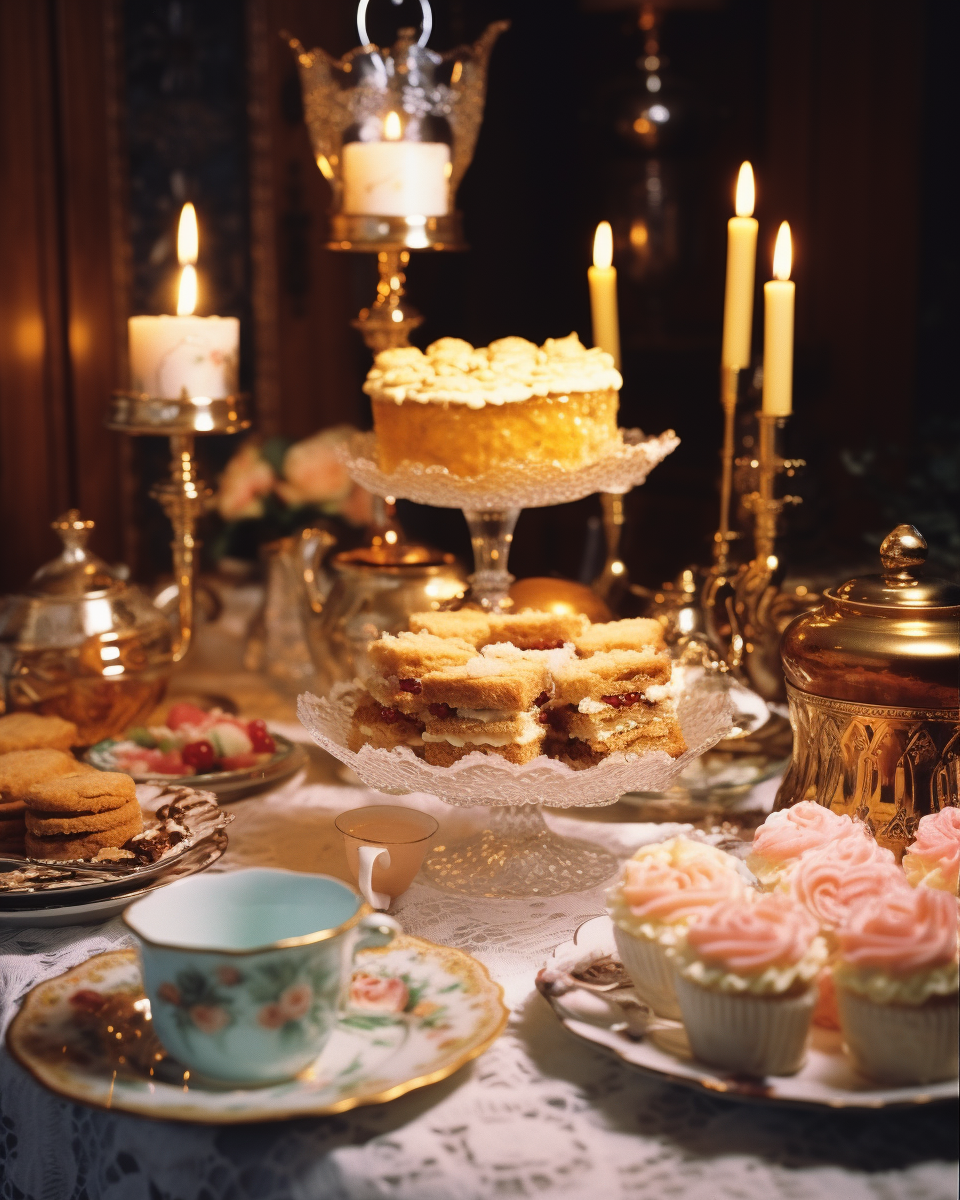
[210,425,374,562]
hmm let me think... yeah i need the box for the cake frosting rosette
[606,837,746,1018]
[670,893,828,1076]
[833,885,959,1085]
[746,801,865,888]
[902,806,960,896]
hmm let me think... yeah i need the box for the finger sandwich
[419,655,551,766]
[545,649,685,767]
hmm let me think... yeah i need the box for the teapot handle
[299,528,337,615]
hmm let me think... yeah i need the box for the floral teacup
[123,867,398,1084]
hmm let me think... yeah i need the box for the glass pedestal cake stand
[312,428,720,898]
[339,428,679,610]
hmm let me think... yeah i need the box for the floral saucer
[538,916,958,1110]
[7,937,507,1123]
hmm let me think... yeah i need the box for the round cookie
[0,713,78,755]
[25,798,143,837]
[0,798,26,818]
[26,771,136,815]
[25,812,145,861]
[0,750,82,801]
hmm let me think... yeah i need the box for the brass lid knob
[879,524,927,581]
[829,523,960,610]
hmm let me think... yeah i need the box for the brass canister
[776,525,960,857]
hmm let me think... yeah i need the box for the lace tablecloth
[1,731,957,1200]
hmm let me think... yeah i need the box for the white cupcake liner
[836,986,960,1086]
[673,974,815,1076]
[613,925,682,1020]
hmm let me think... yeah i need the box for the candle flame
[593,221,613,270]
[383,111,402,141]
[772,221,792,280]
[177,264,197,316]
[735,162,755,217]
[177,203,198,265]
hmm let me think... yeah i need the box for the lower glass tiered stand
[305,429,730,898]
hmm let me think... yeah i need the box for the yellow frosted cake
[363,334,622,476]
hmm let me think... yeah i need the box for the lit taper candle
[721,162,758,369]
[588,221,621,367]
[762,221,795,416]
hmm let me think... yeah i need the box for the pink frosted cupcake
[779,833,910,1028]
[902,807,960,896]
[671,893,828,1075]
[834,886,959,1085]
[607,837,746,1019]
[747,801,864,888]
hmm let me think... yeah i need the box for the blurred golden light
[629,220,649,249]
[593,221,613,270]
[773,221,792,280]
[177,264,197,316]
[633,117,652,135]
[735,162,755,217]
[177,203,198,265]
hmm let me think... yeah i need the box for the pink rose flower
[215,966,243,987]
[280,983,312,1021]
[349,972,409,1013]
[257,1003,287,1030]
[189,1004,230,1034]
[276,427,353,508]
[157,982,181,1006]
[216,440,275,520]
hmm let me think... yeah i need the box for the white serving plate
[538,915,958,1110]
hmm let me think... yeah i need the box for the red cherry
[247,720,276,753]
[428,703,455,719]
[182,740,217,771]
[397,678,422,694]
[533,691,550,707]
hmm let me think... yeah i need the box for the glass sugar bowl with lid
[0,511,174,745]
[776,524,960,857]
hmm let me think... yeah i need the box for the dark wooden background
[0,0,951,595]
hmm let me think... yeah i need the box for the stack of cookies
[0,712,77,756]
[0,749,85,856]
[24,771,144,861]
[349,609,686,769]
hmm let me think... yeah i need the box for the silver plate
[83,732,306,799]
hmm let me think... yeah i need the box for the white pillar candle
[762,222,795,416]
[129,314,239,399]
[342,111,450,217]
[721,162,758,370]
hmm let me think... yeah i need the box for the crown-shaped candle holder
[287,1,508,351]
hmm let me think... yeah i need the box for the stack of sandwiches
[348,610,685,770]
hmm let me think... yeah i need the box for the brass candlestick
[731,411,806,699]
[107,392,250,662]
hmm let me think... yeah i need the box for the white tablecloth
[1,737,957,1200]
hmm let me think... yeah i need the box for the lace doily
[338,428,680,509]
[297,682,732,808]
[1,768,955,1200]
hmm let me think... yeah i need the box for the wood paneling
[0,0,126,590]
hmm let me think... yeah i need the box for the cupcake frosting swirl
[834,885,960,1005]
[607,836,744,943]
[781,834,904,933]
[903,806,960,894]
[751,802,859,865]
[673,894,827,995]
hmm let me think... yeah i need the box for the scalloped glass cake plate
[297,681,732,898]
[337,428,679,510]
